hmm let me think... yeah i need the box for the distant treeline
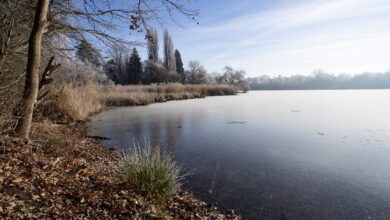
[249,72,390,90]
[72,28,249,92]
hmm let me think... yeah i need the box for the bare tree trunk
[16,0,49,139]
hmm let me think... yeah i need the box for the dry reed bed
[46,83,235,121]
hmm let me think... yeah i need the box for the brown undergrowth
[0,122,240,219]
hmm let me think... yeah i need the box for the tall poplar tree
[163,29,176,73]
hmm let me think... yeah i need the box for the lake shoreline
[0,121,240,219]
[1,86,241,219]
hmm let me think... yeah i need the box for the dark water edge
[88,91,390,219]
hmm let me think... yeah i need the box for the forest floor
[0,121,240,219]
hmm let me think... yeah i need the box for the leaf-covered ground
[0,122,240,219]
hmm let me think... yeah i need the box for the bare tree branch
[39,56,60,90]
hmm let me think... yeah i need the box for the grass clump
[114,144,182,202]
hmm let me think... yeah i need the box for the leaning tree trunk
[16,0,49,139]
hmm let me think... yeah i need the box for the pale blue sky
[134,0,390,77]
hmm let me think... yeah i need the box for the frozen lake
[88,90,390,219]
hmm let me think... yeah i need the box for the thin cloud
[173,0,390,76]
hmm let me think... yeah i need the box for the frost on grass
[114,143,182,202]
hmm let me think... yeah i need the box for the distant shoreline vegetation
[249,71,390,90]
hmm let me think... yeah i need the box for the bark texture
[16,0,49,139]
